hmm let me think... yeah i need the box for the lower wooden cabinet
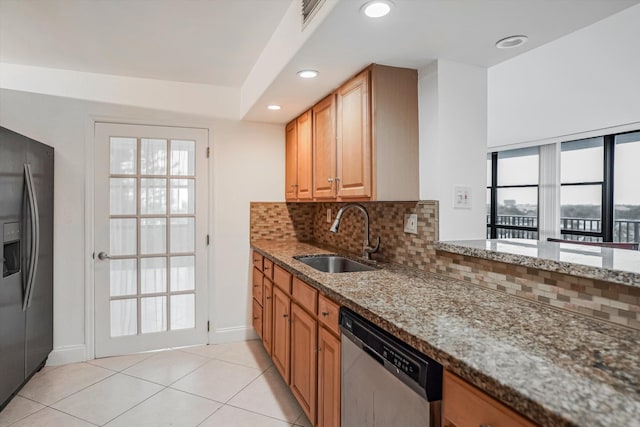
[262,278,273,356]
[251,252,341,427]
[272,285,291,383]
[291,303,318,423]
[317,326,341,427]
[443,371,537,427]
[252,299,263,340]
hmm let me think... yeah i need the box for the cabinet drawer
[318,295,340,335]
[252,269,263,305]
[252,251,263,270]
[443,371,537,427]
[273,265,292,294]
[293,277,318,314]
[252,298,263,339]
[263,258,274,280]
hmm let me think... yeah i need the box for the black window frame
[560,130,640,243]
[486,151,540,239]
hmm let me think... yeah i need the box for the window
[560,137,604,241]
[487,147,539,239]
[614,131,640,245]
[487,129,640,247]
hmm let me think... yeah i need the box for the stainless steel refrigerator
[0,126,54,410]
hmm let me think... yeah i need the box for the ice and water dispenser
[2,222,20,277]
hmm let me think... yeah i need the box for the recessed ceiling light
[495,35,529,49]
[361,0,393,18]
[297,70,319,79]
[267,105,281,111]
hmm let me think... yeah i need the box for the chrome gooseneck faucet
[329,203,380,260]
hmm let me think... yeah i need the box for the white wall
[419,60,488,241]
[488,4,640,148]
[0,88,283,364]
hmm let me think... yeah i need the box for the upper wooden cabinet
[285,121,297,200]
[312,95,337,199]
[298,63,418,201]
[336,69,371,199]
[285,111,313,201]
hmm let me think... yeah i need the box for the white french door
[94,122,209,358]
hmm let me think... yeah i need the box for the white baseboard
[47,345,86,366]
[211,325,258,344]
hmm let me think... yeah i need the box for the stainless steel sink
[294,255,376,273]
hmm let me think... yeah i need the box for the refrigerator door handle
[23,163,40,311]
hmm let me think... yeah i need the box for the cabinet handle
[479,425,492,427]
[283,314,289,318]
[253,316,259,320]
[263,266,270,271]
[253,284,259,288]
[327,178,334,183]
[321,311,329,317]
[266,296,272,300]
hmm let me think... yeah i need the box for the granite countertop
[436,239,640,288]
[251,239,640,427]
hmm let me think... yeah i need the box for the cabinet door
[285,120,298,200]
[317,327,341,427]
[312,94,337,199]
[443,371,537,427]
[252,268,263,306]
[296,111,313,200]
[272,286,291,383]
[262,278,273,356]
[252,299,263,340]
[291,303,317,424]
[336,70,371,199]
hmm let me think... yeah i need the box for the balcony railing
[486,215,640,245]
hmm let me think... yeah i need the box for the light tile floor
[0,340,313,427]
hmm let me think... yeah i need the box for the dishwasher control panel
[382,344,420,382]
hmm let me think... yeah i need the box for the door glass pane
[141,138,167,175]
[110,178,137,215]
[140,218,166,254]
[560,185,602,232]
[141,257,167,294]
[171,294,195,330]
[110,259,137,297]
[614,132,640,243]
[486,153,492,186]
[170,179,195,214]
[111,299,137,337]
[110,137,137,175]
[141,178,167,214]
[171,140,195,176]
[496,188,538,228]
[497,147,538,186]
[110,218,137,256]
[561,137,603,183]
[171,256,195,291]
[141,297,167,333]
[170,218,194,253]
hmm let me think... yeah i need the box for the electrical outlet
[327,208,332,223]
[404,214,418,234]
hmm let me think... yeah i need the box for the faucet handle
[365,236,381,254]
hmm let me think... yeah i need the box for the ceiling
[0,0,291,86]
[1,0,639,123]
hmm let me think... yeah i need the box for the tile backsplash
[249,201,640,330]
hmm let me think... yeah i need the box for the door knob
[97,252,111,260]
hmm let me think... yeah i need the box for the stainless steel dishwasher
[340,307,443,427]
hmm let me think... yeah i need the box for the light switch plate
[453,186,472,209]
[404,214,418,234]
